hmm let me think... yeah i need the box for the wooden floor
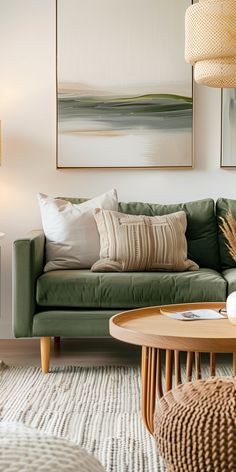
[0,338,232,374]
[0,338,141,368]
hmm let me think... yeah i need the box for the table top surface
[109,302,236,352]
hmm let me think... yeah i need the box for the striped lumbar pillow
[91,209,199,272]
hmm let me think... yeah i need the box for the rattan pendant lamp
[185,0,236,87]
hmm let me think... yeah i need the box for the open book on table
[160,308,226,321]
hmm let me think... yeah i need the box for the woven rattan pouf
[154,377,236,472]
[0,421,104,471]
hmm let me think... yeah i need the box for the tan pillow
[91,209,199,272]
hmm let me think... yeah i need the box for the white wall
[0,0,235,337]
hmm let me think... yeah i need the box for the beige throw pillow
[91,209,199,272]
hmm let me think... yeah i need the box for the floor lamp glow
[185,0,236,87]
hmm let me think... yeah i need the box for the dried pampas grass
[220,211,236,262]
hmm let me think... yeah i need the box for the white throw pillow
[37,189,118,271]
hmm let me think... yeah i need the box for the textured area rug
[0,364,164,472]
[0,361,233,472]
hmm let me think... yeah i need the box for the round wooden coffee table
[109,301,236,435]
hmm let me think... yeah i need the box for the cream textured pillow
[37,189,118,271]
[91,209,199,272]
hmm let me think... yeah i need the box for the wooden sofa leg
[40,337,51,374]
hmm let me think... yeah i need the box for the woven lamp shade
[154,377,236,472]
[185,0,236,87]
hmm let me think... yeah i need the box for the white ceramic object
[226,291,236,325]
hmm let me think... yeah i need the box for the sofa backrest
[216,198,236,270]
[60,196,220,271]
[119,199,220,270]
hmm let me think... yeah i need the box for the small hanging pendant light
[185,0,236,87]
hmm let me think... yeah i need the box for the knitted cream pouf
[154,377,236,472]
[0,422,104,472]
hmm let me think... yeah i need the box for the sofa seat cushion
[33,310,119,337]
[36,269,226,309]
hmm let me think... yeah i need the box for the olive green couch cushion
[119,199,220,270]
[36,268,226,309]
[61,197,220,271]
[216,198,236,269]
[33,310,119,337]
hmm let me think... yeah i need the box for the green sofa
[13,197,236,372]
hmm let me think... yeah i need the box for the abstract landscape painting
[221,89,236,167]
[57,0,192,168]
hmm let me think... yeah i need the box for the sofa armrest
[13,230,45,337]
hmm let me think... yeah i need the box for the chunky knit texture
[0,422,104,472]
[154,377,236,472]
